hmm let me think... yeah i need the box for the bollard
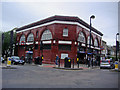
[73,59,74,68]
[77,58,79,68]
[58,58,60,67]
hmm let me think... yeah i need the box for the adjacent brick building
[16,15,103,64]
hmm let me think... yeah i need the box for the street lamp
[88,15,95,68]
[89,15,95,50]
[116,33,119,61]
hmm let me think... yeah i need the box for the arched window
[87,36,93,46]
[94,38,99,47]
[77,32,85,43]
[27,33,34,42]
[41,30,52,40]
[20,35,25,43]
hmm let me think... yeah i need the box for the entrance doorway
[77,51,86,64]
[25,51,33,64]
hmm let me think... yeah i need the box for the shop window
[27,33,34,42]
[59,45,71,51]
[19,46,25,49]
[35,44,38,49]
[63,28,68,37]
[43,44,51,50]
[26,45,33,51]
[41,30,52,40]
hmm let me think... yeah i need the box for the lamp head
[90,15,95,19]
[116,33,119,35]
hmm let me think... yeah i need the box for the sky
[1,0,119,46]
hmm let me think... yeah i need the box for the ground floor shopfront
[17,40,101,65]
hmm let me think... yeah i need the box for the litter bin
[40,55,43,65]
[64,57,71,68]
[34,57,40,64]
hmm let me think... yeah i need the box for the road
[2,64,119,88]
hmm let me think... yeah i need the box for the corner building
[16,15,103,64]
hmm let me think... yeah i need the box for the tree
[2,28,17,57]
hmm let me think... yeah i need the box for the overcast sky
[1,0,119,46]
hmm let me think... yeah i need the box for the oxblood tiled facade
[16,15,103,64]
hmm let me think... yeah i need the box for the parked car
[11,56,25,65]
[100,59,115,69]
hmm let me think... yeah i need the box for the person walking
[55,54,59,65]
[87,56,90,68]
[91,56,93,68]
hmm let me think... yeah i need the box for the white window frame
[41,30,52,40]
[77,32,85,43]
[94,39,98,47]
[63,28,68,37]
[20,35,25,42]
[87,36,93,46]
[27,33,34,42]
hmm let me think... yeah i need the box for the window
[77,32,85,43]
[87,36,93,46]
[35,44,38,49]
[41,30,52,40]
[20,35,25,43]
[43,44,51,50]
[36,31,38,38]
[94,39,99,47]
[27,33,34,42]
[19,46,25,49]
[59,45,71,51]
[63,28,68,37]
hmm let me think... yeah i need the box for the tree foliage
[2,28,17,57]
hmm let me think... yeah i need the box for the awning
[87,53,92,55]
[25,51,33,54]
[77,51,85,53]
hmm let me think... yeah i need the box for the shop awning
[25,51,33,54]
[77,51,85,53]
[87,53,92,55]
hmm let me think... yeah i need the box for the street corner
[53,67,84,70]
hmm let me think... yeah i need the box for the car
[100,59,115,69]
[11,56,25,65]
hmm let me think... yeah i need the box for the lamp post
[116,33,119,61]
[88,15,95,68]
[89,15,95,49]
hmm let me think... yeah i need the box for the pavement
[1,62,119,72]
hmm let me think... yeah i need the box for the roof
[16,15,103,36]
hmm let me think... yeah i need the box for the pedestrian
[87,56,90,68]
[91,56,93,67]
[28,57,31,64]
[1,56,4,63]
[20,55,24,60]
[55,54,59,65]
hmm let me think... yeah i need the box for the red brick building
[16,15,103,64]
